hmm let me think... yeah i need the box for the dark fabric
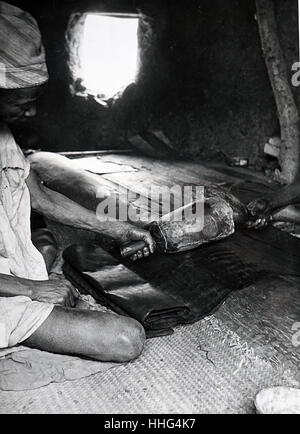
[32,228,58,273]
[228,228,300,277]
[62,221,300,337]
[30,211,46,231]
[62,241,264,337]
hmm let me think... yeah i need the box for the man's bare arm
[268,182,300,211]
[0,273,32,298]
[26,170,155,254]
[0,273,78,306]
[248,182,300,218]
[272,205,300,224]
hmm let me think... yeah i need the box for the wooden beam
[256,0,300,184]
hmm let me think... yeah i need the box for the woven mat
[0,316,298,414]
[7,222,295,413]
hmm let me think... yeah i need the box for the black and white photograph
[0,0,299,416]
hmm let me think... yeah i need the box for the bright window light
[80,14,140,101]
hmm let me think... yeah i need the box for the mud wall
[11,0,299,163]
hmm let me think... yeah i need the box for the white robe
[0,124,52,349]
[0,123,48,280]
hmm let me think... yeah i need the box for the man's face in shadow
[0,84,46,124]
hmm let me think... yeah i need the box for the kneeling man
[0,2,155,362]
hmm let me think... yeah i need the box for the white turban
[0,1,49,89]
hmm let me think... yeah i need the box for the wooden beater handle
[120,241,148,258]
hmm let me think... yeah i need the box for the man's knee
[24,308,146,363]
[92,315,146,363]
[117,318,146,362]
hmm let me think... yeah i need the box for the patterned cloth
[0,1,49,89]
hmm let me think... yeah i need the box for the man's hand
[246,198,272,230]
[29,278,79,307]
[247,198,270,217]
[120,226,156,261]
[246,215,273,230]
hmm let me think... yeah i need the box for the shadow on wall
[12,0,171,153]
[10,0,298,162]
